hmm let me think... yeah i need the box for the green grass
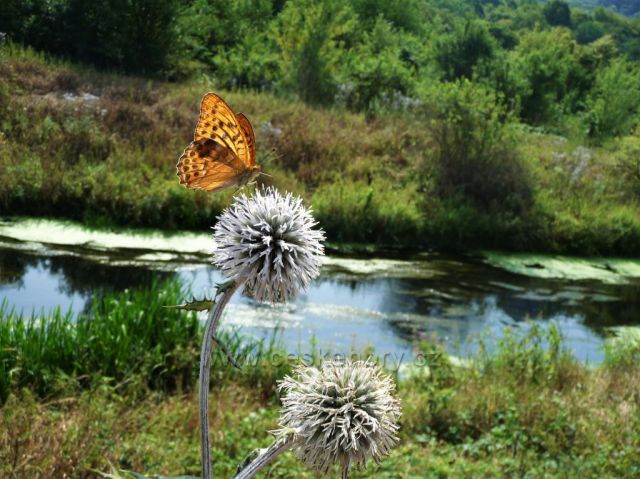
[0,280,290,404]
[1,281,639,478]
[1,43,640,255]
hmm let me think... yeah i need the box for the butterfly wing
[177,93,256,191]
[177,138,246,192]
[236,113,256,166]
[195,93,252,167]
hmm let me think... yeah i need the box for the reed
[0,279,290,403]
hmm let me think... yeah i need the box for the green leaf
[163,298,215,311]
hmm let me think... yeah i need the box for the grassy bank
[1,44,640,255]
[1,281,639,478]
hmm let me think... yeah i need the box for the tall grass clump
[478,324,580,389]
[603,327,640,370]
[0,280,197,401]
[0,280,290,403]
[312,179,423,244]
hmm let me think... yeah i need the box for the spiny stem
[199,276,245,479]
[232,435,295,479]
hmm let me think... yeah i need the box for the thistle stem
[199,276,244,479]
[232,436,295,479]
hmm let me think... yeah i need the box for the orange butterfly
[176,93,261,192]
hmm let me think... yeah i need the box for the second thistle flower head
[277,360,401,477]
[212,187,325,302]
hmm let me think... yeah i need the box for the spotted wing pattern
[177,93,254,191]
[177,138,247,192]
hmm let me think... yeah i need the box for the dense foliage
[1,0,640,135]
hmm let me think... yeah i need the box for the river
[2,217,640,363]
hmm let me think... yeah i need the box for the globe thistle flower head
[212,187,325,303]
[277,360,401,477]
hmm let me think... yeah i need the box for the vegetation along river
[1,217,640,364]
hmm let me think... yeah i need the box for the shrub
[340,16,417,113]
[274,0,357,104]
[435,20,496,81]
[175,0,278,84]
[422,80,533,215]
[586,58,640,140]
[574,20,606,44]
[510,29,588,124]
[543,0,572,28]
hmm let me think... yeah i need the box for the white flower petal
[277,360,401,477]
[212,187,325,303]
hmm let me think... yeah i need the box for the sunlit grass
[0,280,290,404]
[2,44,640,254]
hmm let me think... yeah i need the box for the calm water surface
[2,220,640,363]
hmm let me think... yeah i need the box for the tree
[0,0,182,76]
[342,17,417,112]
[574,20,606,44]
[586,59,640,139]
[275,0,358,104]
[543,0,572,28]
[435,20,496,81]
[598,0,640,17]
[510,29,587,123]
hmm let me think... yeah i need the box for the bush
[586,58,640,140]
[574,20,606,44]
[435,20,496,81]
[510,29,588,124]
[340,16,418,113]
[422,80,533,215]
[543,0,572,28]
[274,0,357,104]
[175,0,278,84]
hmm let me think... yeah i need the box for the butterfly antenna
[259,172,273,179]
[269,148,284,163]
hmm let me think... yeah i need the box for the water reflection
[1,246,640,363]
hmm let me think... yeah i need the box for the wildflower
[212,187,325,302]
[277,360,401,477]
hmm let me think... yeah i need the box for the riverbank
[2,45,640,256]
[3,216,640,363]
[1,281,639,478]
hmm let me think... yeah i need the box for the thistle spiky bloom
[212,187,325,303]
[277,360,401,477]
